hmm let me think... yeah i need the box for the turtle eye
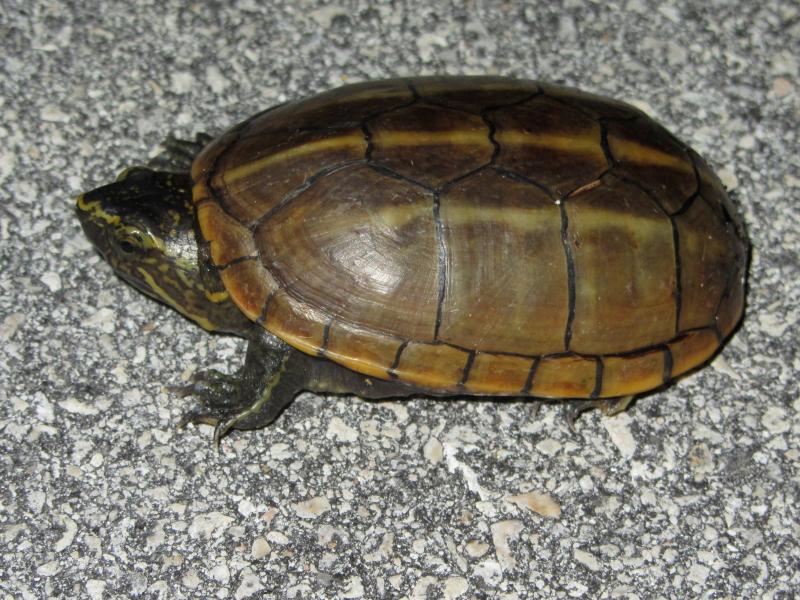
[112,226,150,255]
[119,239,138,254]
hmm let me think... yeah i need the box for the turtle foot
[148,133,212,172]
[169,369,241,407]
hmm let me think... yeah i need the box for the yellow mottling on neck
[136,267,218,331]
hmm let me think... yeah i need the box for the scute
[192,77,747,399]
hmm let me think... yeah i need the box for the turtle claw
[177,410,220,429]
[169,369,240,406]
[213,419,239,449]
[564,395,635,432]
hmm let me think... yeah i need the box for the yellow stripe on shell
[494,130,602,154]
[218,127,691,191]
[370,130,491,147]
[609,138,694,171]
[220,134,368,184]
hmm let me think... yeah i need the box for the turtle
[76,76,747,444]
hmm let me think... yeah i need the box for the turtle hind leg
[564,395,635,432]
[147,133,213,172]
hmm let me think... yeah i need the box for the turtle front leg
[176,330,303,446]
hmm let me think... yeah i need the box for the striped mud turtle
[76,76,747,443]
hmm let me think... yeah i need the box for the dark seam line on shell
[216,255,259,271]
[697,193,727,221]
[711,323,724,344]
[590,358,603,399]
[521,357,540,395]
[405,80,422,100]
[687,148,703,197]
[358,93,420,161]
[366,163,436,192]
[418,97,489,116]
[387,341,410,380]
[559,202,576,352]
[599,119,617,168]
[711,263,738,341]
[249,159,368,231]
[359,95,419,131]
[610,170,684,337]
[719,199,735,227]
[361,121,374,161]
[440,326,718,360]
[483,88,544,113]
[670,150,713,217]
[236,123,360,141]
[491,166,555,198]
[255,289,277,325]
[611,171,673,217]
[437,163,492,193]
[671,192,700,217]
[458,351,476,387]
[432,189,447,341]
[480,108,501,165]
[670,218,683,335]
[661,345,674,384]
[416,84,542,114]
[318,318,334,357]
[537,91,608,121]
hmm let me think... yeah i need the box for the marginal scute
[668,329,720,378]
[530,355,597,398]
[325,320,404,380]
[265,290,328,357]
[393,342,470,390]
[601,350,666,397]
[465,353,534,394]
[689,148,747,238]
[219,260,275,322]
[716,265,746,338]
[539,83,644,120]
[197,202,257,266]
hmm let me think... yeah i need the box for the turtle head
[76,167,249,334]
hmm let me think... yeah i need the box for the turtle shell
[191,77,747,398]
